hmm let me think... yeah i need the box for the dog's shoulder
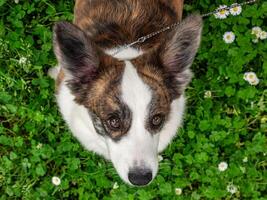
[74,0,183,50]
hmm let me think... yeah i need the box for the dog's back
[74,0,183,50]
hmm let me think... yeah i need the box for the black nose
[128,168,152,186]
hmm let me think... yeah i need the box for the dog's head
[53,15,202,186]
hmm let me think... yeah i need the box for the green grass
[0,0,266,199]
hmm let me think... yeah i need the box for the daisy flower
[18,57,27,65]
[230,4,242,16]
[227,184,238,194]
[113,182,119,189]
[204,90,212,98]
[240,166,246,173]
[242,157,248,163]
[214,5,230,19]
[175,188,182,195]
[36,143,43,149]
[252,38,259,43]
[223,32,235,44]
[259,31,267,40]
[52,176,61,186]
[261,116,267,124]
[158,155,163,162]
[218,161,228,172]
[243,72,260,85]
[251,27,262,38]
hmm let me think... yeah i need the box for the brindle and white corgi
[50,0,202,186]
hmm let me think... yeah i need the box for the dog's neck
[105,47,144,60]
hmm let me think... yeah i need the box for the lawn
[0,0,266,199]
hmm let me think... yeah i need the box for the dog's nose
[128,167,152,186]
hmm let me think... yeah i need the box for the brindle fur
[54,0,203,140]
[74,0,184,49]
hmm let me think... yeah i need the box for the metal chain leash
[112,0,257,56]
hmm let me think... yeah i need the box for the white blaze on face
[106,60,159,185]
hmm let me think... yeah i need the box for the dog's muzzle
[128,167,152,186]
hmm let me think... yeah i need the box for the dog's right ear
[160,15,202,99]
[53,21,99,84]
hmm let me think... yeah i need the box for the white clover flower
[251,27,262,38]
[113,182,119,189]
[242,157,248,163]
[52,176,61,186]
[243,72,260,85]
[18,57,27,65]
[14,0,19,3]
[218,161,228,172]
[175,188,182,195]
[214,5,230,19]
[227,184,238,194]
[230,4,242,16]
[204,91,212,98]
[223,32,235,44]
[259,31,267,40]
[158,155,163,162]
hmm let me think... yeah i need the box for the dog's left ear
[160,15,202,98]
[53,21,100,102]
[53,21,99,84]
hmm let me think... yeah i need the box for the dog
[49,0,202,186]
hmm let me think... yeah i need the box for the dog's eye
[107,116,121,130]
[151,114,164,127]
